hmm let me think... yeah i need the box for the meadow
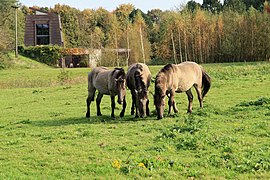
[0,58,269,179]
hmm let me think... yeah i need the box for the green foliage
[237,97,270,107]
[20,45,63,66]
[11,2,270,66]
[57,68,71,85]
[52,4,81,48]
[0,53,12,69]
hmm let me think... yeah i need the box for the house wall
[24,13,63,46]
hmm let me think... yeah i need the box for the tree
[242,0,266,11]
[0,0,18,52]
[202,0,223,13]
[223,0,246,13]
[114,4,134,65]
[78,9,97,48]
[186,0,202,12]
[52,4,81,47]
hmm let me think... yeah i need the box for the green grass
[0,60,270,179]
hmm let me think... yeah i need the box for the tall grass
[0,61,269,179]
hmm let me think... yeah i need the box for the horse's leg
[120,96,126,117]
[146,99,150,116]
[86,88,96,118]
[86,96,91,118]
[135,95,139,118]
[110,95,116,118]
[168,93,173,115]
[172,99,179,113]
[131,91,136,116]
[194,85,203,108]
[186,89,193,113]
[168,91,178,115]
[96,92,103,116]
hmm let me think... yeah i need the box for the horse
[126,63,152,118]
[86,67,127,118]
[154,61,211,119]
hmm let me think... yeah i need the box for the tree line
[1,0,270,67]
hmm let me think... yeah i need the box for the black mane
[135,70,146,91]
[155,64,173,87]
[113,67,126,79]
[160,64,173,73]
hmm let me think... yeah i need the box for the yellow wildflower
[138,162,146,168]
[112,160,121,169]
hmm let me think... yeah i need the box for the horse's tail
[201,69,211,98]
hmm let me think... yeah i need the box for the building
[24,7,130,67]
[24,7,63,46]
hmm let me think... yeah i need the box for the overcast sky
[19,0,213,13]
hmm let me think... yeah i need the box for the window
[36,24,49,45]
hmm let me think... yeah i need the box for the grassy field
[0,58,269,179]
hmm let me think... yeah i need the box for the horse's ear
[134,89,138,94]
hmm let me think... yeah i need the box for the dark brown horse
[154,61,211,119]
[126,63,151,118]
[86,67,126,118]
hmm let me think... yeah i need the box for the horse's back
[88,66,108,80]
[176,62,201,76]
[88,66,111,94]
[174,62,202,92]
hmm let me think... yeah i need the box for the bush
[19,45,63,66]
[0,53,12,69]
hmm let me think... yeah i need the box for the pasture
[0,60,269,179]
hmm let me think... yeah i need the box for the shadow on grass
[31,114,158,127]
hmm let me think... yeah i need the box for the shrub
[19,45,63,66]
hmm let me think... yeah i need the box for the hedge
[19,45,63,66]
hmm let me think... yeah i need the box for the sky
[19,0,207,13]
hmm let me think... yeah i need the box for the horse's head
[114,69,126,105]
[154,86,166,120]
[135,88,149,118]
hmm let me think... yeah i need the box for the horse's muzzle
[118,100,123,105]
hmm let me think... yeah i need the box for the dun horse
[126,63,151,118]
[154,61,211,119]
[86,67,126,118]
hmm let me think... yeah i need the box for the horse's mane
[160,64,173,73]
[155,64,174,94]
[155,64,173,85]
[135,70,146,91]
[113,67,126,79]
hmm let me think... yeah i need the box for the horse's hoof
[97,113,102,116]
[86,113,90,118]
[111,114,115,119]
